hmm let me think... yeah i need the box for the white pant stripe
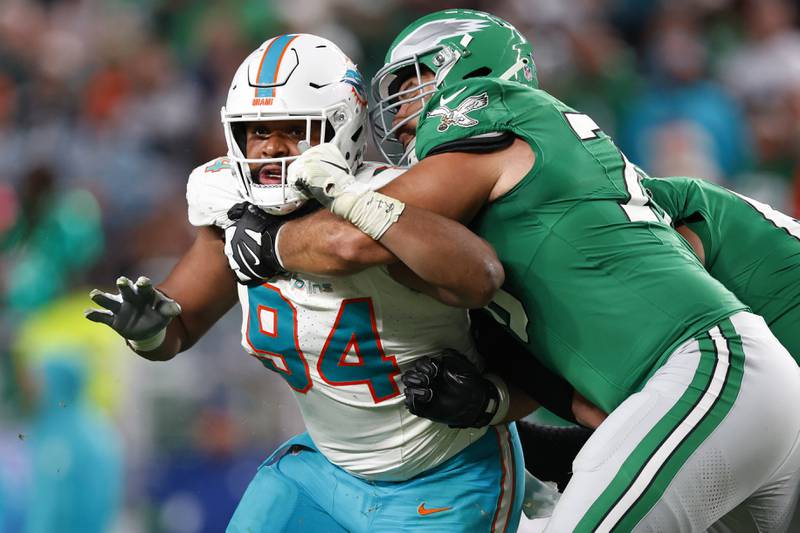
[491,425,516,533]
[596,326,732,532]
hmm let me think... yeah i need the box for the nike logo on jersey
[438,87,467,106]
[417,503,452,516]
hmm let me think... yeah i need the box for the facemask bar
[370,44,455,166]
[222,112,325,206]
[371,77,436,165]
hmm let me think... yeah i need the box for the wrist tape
[485,374,511,425]
[332,191,405,240]
[130,328,167,352]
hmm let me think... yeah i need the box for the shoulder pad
[416,78,520,161]
[354,161,406,190]
[186,157,243,228]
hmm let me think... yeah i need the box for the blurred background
[2,0,800,531]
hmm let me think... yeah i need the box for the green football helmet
[370,9,537,165]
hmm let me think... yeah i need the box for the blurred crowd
[2,0,800,531]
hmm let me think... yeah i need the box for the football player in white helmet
[220,34,367,216]
[86,34,541,532]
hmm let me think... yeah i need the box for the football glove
[85,276,181,351]
[469,308,579,424]
[224,202,287,285]
[288,143,405,240]
[402,349,509,428]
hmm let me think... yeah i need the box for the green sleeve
[643,177,720,264]
[641,176,693,222]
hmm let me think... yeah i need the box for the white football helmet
[221,34,368,215]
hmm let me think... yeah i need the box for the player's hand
[224,202,287,285]
[85,276,181,351]
[402,350,503,428]
[288,143,366,214]
[288,143,404,240]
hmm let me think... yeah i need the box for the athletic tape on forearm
[129,328,166,352]
[333,191,405,241]
[486,374,511,425]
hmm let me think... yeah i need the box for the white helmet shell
[221,34,368,215]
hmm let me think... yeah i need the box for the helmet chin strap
[400,137,418,166]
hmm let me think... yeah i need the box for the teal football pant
[228,423,524,532]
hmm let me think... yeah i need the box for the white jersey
[187,157,487,481]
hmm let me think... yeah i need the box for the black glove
[402,350,502,428]
[470,309,579,424]
[517,420,594,491]
[224,202,290,285]
[85,276,181,351]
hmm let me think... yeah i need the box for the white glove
[85,276,181,352]
[288,143,405,240]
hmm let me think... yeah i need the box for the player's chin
[398,132,414,149]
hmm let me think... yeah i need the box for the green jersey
[644,176,800,362]
[415,78,746,412]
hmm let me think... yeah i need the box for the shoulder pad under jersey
[416,77,533,161]
[186,157,244,228]
[354,161,406,190]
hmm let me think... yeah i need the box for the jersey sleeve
[415,78,519,161]
[643,176,720,264]
[641,177,694,223]
[186,157,244,228]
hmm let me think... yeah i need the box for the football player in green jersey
[644,176,800,363]
[260,9,800,532]
[410,175,800,511]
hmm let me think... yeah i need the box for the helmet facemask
[222,107,352,215]
[370,45,457,166]
[221,34,367,215]
[370,10,537,166]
